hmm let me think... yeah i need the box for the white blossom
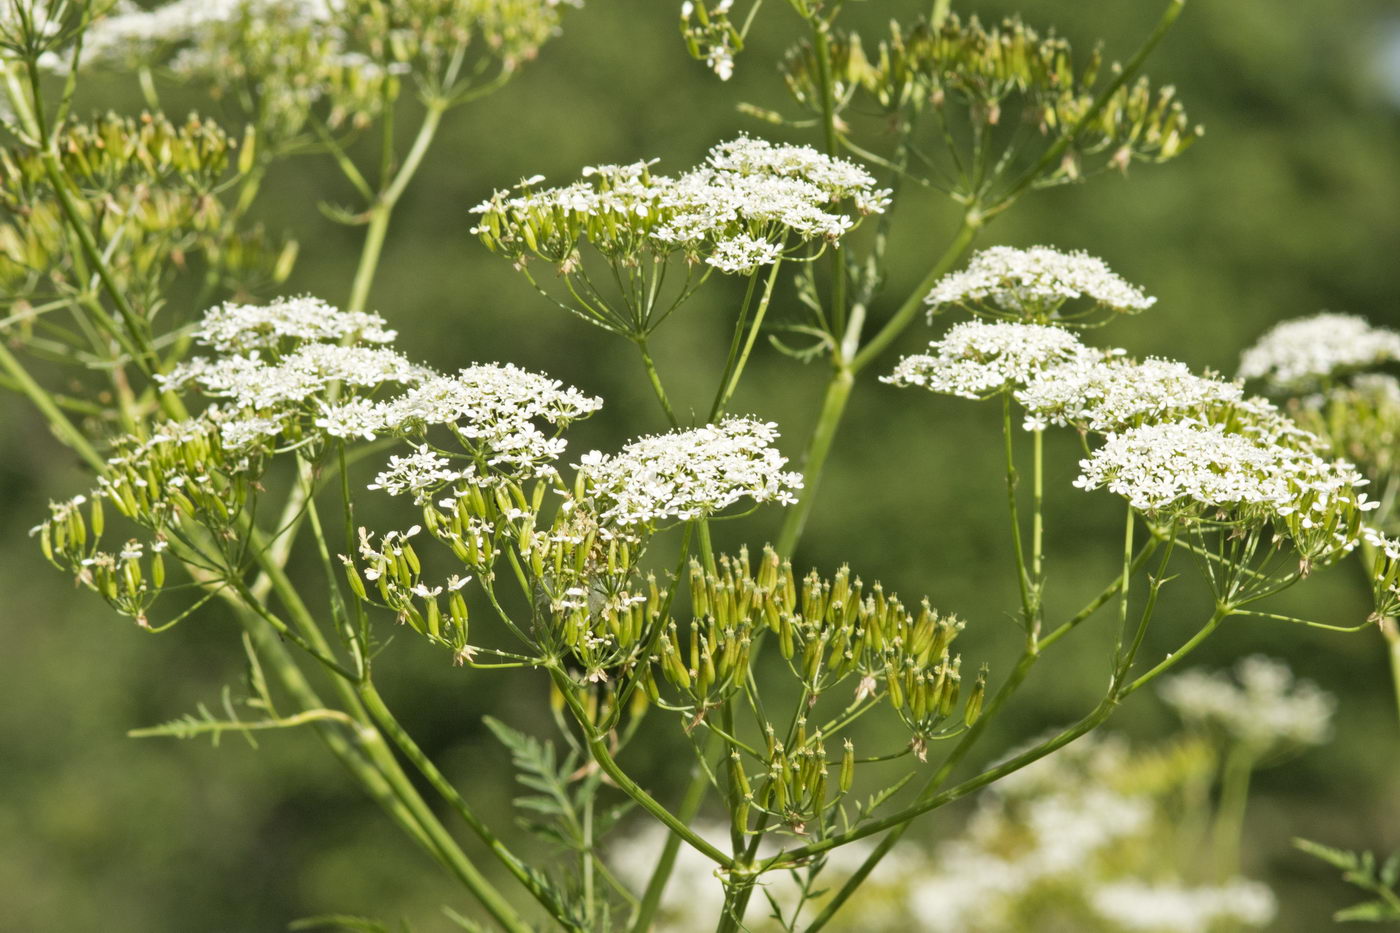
[191,295,396,353]
[578,418,803,525]
[1239,311,1400,390]
[77,0,337,65]
[1016,355,1248,432]
[885,321,1092,399]
[705,233,783,274]
[1159,655,1336,749]
[472,135,888,270]
[1073,419,1368,519]
[926,245,1155,318]
[1090,880,1277,932]
[160,343,428,409]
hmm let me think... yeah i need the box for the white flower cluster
[471,135,889,275]
[1239,312,1400,390]
[1016,355,1248,432]
[883,321,1091,399]
[162,298,603,472]
[926,246,1156,319]
[367,446,466,504]
[77,0,336,64]
[1073,418,1374,524]
[1159,655,1336,750]
[704,232,785,274]
[577,418,803,525]
[1090,880,1278,932]
[191,295,396,352]
[705,136,886,208]
[163,343,428,411]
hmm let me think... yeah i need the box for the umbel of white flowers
[1158,655,1336,751]
[888,246,1379,568]
[471,135,891,276]
[37,296,803,633]
[1239,311,1400,392]
[925,245,1157,321]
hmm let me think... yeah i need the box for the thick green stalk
[353,686,536,933]
[0,340,104,471]
[775,364,852,554]
[776,217,979,556]
[1211,743,1255,880]
[629,737,716,933]
[357,681,580,931]
[347,101,447,313]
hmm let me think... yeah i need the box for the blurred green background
[3,0,1400,929]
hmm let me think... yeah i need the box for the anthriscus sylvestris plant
[3,1,1388,931]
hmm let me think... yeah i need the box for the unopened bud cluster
[780,15,1199,193]
[656,547,981,745]
[471,135,888,335]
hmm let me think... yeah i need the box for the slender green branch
[850,213,980,374]
[630,734,720,933]
[774,364,852,554]
[0,339,104,471]
[551,669,737,870]
[637,336,681,427]
[347,101,448,313]
[711,258,783,419]
[357,681,579,932]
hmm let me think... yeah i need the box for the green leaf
[1334,900,1400,923]
[859,772,916,820]
[1295,837,1361,872]
[1380,851,1400,889]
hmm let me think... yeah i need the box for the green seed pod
[964,664,988,727]
[151,552,165,589]
[89,497,104,539]
[729,750,751,802]
[840,739,855,793]
[779,612,795,659]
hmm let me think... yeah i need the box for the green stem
[775,364,852,555]
[347,101,447,313]
[1385,622,1400,731]
[711,258,783,420]
[849,214,980,374]
[809,16,847,337]
[1211,742,1255,881]
[637,337,681,427]
[1002,393,1035,628]
[551,670,736,869]
[777,215,980,557]
[0,339,104,471]
[629,735,717,933]
[357,681,577,932]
